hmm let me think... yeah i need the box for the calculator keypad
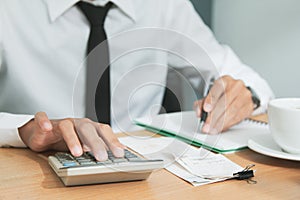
[55,149,143,168]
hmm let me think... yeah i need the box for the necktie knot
[78,1,112,27]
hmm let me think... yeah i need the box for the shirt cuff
[0,113,34,148]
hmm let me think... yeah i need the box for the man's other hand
[194,75,255,134]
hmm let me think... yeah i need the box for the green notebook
[134,111,269,153]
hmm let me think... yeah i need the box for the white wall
[212,0,300,97]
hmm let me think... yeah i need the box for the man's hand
[194,75,255,134]
[18,112,125,161]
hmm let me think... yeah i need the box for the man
[0,0,274,161]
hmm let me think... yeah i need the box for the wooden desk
[1,128,300,200]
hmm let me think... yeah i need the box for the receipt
[177,154,243,180]
[119,136,243,186]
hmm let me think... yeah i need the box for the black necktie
[78,2,112,124]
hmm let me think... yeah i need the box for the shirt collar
[45,0,136,22]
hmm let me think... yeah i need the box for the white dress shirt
[0,0,274,147]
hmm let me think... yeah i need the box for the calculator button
[127,157,142,162]
[76,158,93,162]
[96,160,113,165]
[111,158,128,163]
[62,161,79,167]
[125,153,138,158]
[78,161,96,165]
[55,153,75,161]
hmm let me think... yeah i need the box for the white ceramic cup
[268,98,300,154]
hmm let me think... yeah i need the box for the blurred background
[182,0,300,109]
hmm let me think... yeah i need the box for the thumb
[193,99,204,117]
[35,112,52,132]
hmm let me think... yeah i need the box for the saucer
[248,134,300,161]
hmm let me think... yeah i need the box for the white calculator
[48,149,164,186]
